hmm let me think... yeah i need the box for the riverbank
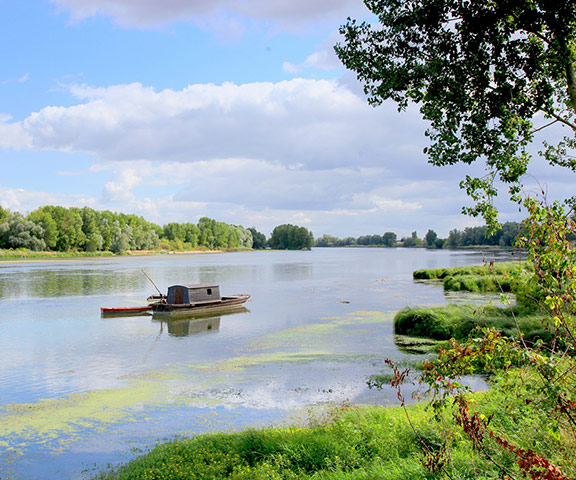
[95,368,573,480]
[0,247,233,261]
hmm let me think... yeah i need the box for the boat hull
[101,306,153,316]
[151,294,250,315]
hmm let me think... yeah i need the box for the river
[0,248,508,479]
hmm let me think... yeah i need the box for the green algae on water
[0,380,162,448]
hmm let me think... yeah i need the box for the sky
[0,0,571,238]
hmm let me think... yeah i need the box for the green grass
[413,262,537,304]
[413,261,530,281]
[0,249,116,259]
[442,273,515,292]
[402,262,548,341]
[393,304,545,341]
[95,405,426,480]
[0,247,249,260]
[95,378,575,480]
[92,403,461,479]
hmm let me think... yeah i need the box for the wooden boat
[100,284,250,317]
[152,295,250,315]
[151,284,250,315]
[100,305,153,316]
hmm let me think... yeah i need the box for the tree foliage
[381,231,397,247]
[0,213,46,251]
[335,0,576,227]
[0,205,8,223]
[401,231,423,248]
[269,224,314,250]
[248,227,267,249]
[315,225,521,248]
[424,229,438,248]
[0,205,259,254]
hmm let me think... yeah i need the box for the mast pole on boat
[141,270,166,303]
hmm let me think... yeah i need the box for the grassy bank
[96,375,573,480]
[413,261,533,294]
[0,249,116,259]
[394,304,546,341]
[412,261,529,281]
[399,261,551,343]
[0,247,238,260]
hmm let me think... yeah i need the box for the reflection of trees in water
[272,263,313,282]
[0,269,144,299]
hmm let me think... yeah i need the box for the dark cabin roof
[168,284,219,290]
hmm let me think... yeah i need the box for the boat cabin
[166,284,221,305]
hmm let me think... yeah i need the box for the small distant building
[166,284,221,305]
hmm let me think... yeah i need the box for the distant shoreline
[0,248,232,262]
[0,245,520,262]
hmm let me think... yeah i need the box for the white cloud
[0,186,97,214]
[0,77,516,236]
[3,80,428,175]
[0,116,32,149]
[283,32,344,74]
[51,0,367,30]
[1,73,29,85]
[102,168,142,203]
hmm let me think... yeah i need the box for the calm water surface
[0,248,510,479]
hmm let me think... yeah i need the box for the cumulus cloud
[2,80,428,175]
[0,77,502,235]
[0,186,97,214]
[1,78,530,237]
[51,0,366,29]
[0,115,32,149]
[102,167,142,203]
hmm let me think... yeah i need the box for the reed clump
[394,304,543,341]
[412,261,530,281]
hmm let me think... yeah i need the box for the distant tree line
[1,202,522,253]
[315,222,522,249]
[0,205,314,253]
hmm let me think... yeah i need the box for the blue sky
[0,0,567,238]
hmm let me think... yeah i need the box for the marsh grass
[394,335,446,354]
[413,261,529,281]
[394,304,544,341]
[399,262,549,341]
[414,262,538,307]
[92,403,465,479]
[442,273,515,292]
[95,381,574,480]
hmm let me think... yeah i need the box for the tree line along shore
[315,222,522,249]
[0,205,313,256]
[0,204,525,259]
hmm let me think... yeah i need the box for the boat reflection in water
[152,306,249,337]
